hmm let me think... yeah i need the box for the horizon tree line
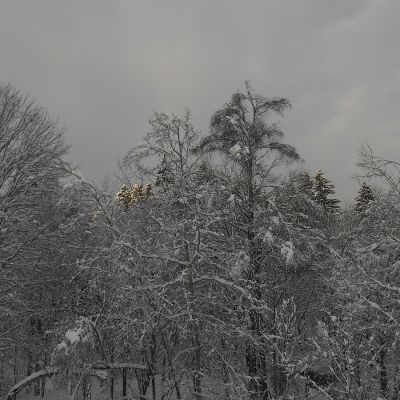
[0,82,390,400]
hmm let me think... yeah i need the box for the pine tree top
[355,182,374,213]
[116,182,152,208]
[312,169,341,213]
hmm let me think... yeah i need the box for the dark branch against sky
[1,0,399,201]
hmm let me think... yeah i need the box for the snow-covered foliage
[231,250,250,279]
[55,317,93,353]
[280,241,294,265]
[6,83,400,400]
[229,143,242,157]
[262,229,274,245]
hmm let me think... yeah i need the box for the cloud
[0,0,399,201]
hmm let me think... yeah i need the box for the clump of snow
[271,216,280,226]
[95,370,108,380]
[72,169,85,182]
[263,230,274,245]
[229,143,250,159]
[229,143,242,157]
[62,181,74,189]
[55,341,68,352]
[281,241,294,265]
[231,250,250,280]
[55,317,93,354]
[64,330,81,346]
[226,115,238,125]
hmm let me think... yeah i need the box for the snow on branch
[6,363,149,400]
[7,367,59,400]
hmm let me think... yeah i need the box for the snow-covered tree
[306,147,400,400]
[0,84,73,394]
[109,111,214,399]
[11,83,400,400]
[0,85,105,398]
[312,169,341,214]
[355,182,374,213]
[194,83,304,398]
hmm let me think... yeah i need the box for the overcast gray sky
[1,0,399,202]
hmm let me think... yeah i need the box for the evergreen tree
[312,169,341,213]
[155,154,174,189]
[355,182,374,213]
[297,171,314,198]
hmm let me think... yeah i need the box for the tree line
[0,82,398,400]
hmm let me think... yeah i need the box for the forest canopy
[1,83,398,400]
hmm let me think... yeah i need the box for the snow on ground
[16,375,229,400]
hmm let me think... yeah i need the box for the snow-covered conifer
[312,170,341,214]
[355,182,374,213]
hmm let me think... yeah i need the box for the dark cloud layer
[1,1,399,202]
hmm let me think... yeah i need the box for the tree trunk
[122,368,127,397]
[245,163,270,399]
[13,348,18,385]
[110,354,114,400]
[379,348,388,399]
[246,230,269,397]
[270,351,286,398]
[175,382,181,399]
[151,375,156,400]
[110,374,114,400]
[26,352,33,394]
[82,375,90,400]
[68,370,73,398]
[246,342,259,398]
[33,362,41,396]
[184,218,202,399]
[151,332,157,400]
[192,324,202,398]
[220,336,232,399]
